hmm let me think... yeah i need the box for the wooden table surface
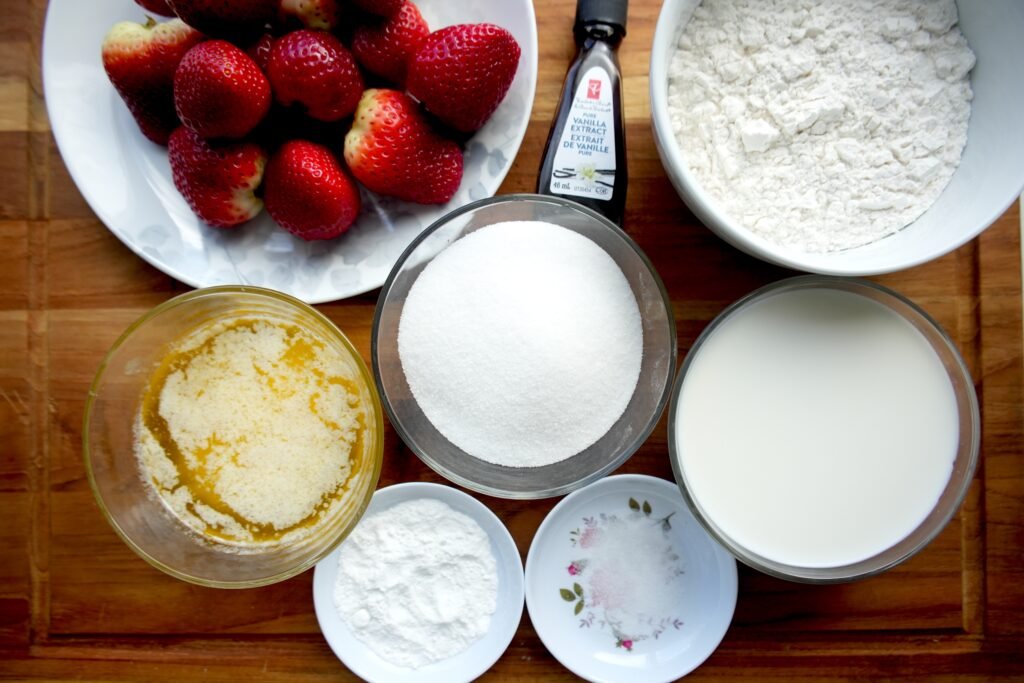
[3,0,1023,679]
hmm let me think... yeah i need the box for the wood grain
[1,0,1022,679]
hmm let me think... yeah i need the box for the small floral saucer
[525,474,737,682]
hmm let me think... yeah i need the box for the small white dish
[525,474,737,683]
[312,482,525,682]
[42,0,537,303]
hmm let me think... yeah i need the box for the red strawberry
[168,126,266,228]
[249,100,342,153]
[407,23,521,133]
[246,32,275,73]
[277,0,339,31]
[349,0,401,18]
[102,18,205,145]
[251,104,343,151]
[167,0,276,40]
[344,89,462,204]
[174,40,271,139]
[264,140,360,240]
[135,0,176,17]
[351,1,428,86]
[267,30,363,122]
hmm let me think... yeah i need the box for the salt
[568,498,686,645]
[397,220,643,468]
[584,518,685,637]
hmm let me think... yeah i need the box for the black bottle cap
[574,0,628,36]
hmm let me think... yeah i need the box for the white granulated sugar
[668,0,975,252]
[397,220,643,468]
[333,498,498,669]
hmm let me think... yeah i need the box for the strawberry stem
[144,15,157,29]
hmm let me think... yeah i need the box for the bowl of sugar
[372,194,677,499]
[668,276,979,582]
[84,286,384,587]
[650,0,1024,274]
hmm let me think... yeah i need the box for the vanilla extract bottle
[538,0,628,226]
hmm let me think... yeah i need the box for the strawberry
[267,30,363,122]
[135,0,176,17]
[167,0,277,40]
[246,32,275,73]
[251,104,343,152]
[277,0,339,31]
[349,0,401,18]
[351,1,428,86]
[102,18,205,145]
[264,140,360,240]
[343,89,462,204]
[168,126,266,228]
[407,23,521,133]
[174,40,271,139]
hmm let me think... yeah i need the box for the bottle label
[549,66,616,201]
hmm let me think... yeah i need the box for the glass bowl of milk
[668,276,979,583]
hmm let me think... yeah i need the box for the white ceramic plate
[42,0,537,303]
[525,474,737,683]
[312,482,525,683]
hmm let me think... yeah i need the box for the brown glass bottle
[537,0,628,226]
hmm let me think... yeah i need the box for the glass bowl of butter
[83,286,383,587]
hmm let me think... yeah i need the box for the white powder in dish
[575,507,686,642]
[333,498,498,669]
[397,220,643,468]
[667,0,975,253]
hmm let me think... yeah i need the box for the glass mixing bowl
[668,276,980,583]
[83,286,383,588]
[372,194,677,499]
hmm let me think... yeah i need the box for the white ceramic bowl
[650,0,1024,275]
[312,482,525,683]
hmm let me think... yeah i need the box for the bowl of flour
[650,0,1024,274]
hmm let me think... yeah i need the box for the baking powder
[333,498,498,669]
[668,0,975,252]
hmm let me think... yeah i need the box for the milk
[674,287,959,569]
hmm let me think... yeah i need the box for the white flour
[333,498,498,669]
[668,0,975,252]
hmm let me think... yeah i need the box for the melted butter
[139,318,367,544]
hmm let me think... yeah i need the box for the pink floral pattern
[579,525,601,549]
[558,496,684,652]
